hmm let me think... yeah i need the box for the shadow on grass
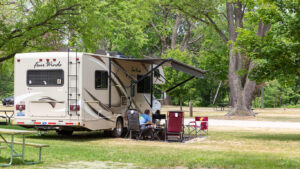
[26,131,117,142]
[0,156,43,166]
[0,125,119,142]
[241,133,300,141]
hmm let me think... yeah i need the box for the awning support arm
[111,60,137,82]
[132,59,170,86]
[165,76,195,93]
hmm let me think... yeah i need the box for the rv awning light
[53,58,56,61]
[39,59,42,61]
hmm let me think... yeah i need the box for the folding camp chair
[186,116,208,137]
[165,111,184,142]
[126,109,153,140]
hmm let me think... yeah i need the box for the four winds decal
[34,61,62,69]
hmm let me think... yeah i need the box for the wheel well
[116,116,123,125]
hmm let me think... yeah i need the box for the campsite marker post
[189,102,193,117]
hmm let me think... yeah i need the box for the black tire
[113,118,124,137]
[56,130,73,136]
[2,102,6,106]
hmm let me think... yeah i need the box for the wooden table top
[0,128,37,135]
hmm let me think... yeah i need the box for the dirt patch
[47,161,142,169]
[185,136,209,144]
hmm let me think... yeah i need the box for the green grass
[0,125,300,168]
[162,106,300,122]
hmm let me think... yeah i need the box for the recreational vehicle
[13,51,205,136]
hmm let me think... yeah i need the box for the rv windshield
[27,69,64,87]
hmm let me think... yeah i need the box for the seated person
[139,109,154,137]
[152,110,161,124]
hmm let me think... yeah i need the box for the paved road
[184,119,300,129]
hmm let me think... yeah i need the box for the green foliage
[0,0,299,107]
[0,59,14,98]
[161,49,228,106]
[234,0,300,83]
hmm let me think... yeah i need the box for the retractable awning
[111,58,206,78]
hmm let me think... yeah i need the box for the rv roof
[110,57,206,78]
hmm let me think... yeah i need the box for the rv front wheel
[113,118,123,137]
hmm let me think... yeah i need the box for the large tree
[170,0,299,115]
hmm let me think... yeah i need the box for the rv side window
[95,71,108,89]
[27,70,64,87]
[137,75,151,93]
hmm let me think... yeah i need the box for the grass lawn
[1,105,300,168]
[0,125,299,168]
[162,106,300,122]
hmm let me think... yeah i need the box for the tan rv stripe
[86,102,113,122]
[84,89,111,112]
[90,55,105,64]
[111,79,123,97]
[112,72,127,93]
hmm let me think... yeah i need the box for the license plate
[16,111,25,116]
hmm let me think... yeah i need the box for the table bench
[0,128,49,166]
[0,110,14,125]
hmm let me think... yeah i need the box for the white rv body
[14,52,162,133]
[13,52,205,135]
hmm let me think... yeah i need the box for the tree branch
[174,5,209,24]
[188,34,204,44]
[171,13,181,49]
[203,13,228,43]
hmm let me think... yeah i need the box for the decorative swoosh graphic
[85,102,113,121]
[85,89,110,112]
[84,89,113,122]
[90,55,105,64]
[38,97,64,108]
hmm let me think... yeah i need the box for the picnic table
[0,110,14,125]
[0,128,49,166]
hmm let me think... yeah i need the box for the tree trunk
[226,1,270,116]
[163,95,172,105]
[171,14,181,49]
[179,96,182,111]
[279,96,282,107]
[261,86,264,109]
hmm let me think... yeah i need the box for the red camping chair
[165,111,184,142]
[187,117,208,137]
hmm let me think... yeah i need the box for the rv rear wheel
[113,118,123,137]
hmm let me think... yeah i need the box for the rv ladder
[67,48,80,116]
